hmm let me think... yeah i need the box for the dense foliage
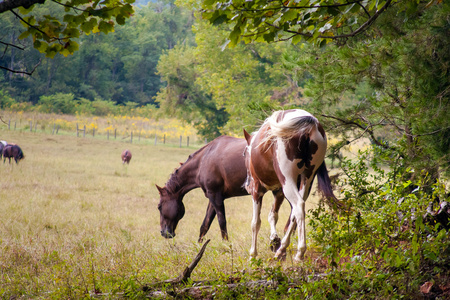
[0,0,194,106]
[0,0,134,69]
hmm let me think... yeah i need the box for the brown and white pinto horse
[121,149,132,164]
[156,135,285,247]
[244,109,336,262]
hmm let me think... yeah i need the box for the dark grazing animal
[121,149,132,164]
[244,109,337,262]
[3,144,24,164]
[156,135,285,248]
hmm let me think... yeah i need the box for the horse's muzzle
[160,229,175,239]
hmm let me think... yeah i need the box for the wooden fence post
[93,128,95,137]
[8,119,10,130]
[163,134,166,144]
[131,132,133,143]
[114,129,117,139]
[30,121,32,132]
[187,136,189,147]
[154,134,157,145]
[107,130,109,140]
[83,125,86,137]
[179,135,182,148]
[56,125,60,134]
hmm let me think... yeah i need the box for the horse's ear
[243,129,252,145]
[155,184,164,194]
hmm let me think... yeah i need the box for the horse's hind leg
[268,189,284,252]
[198,202,216,243]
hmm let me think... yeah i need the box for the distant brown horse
[244,109,337,262]
[121,149,132,164]
[3,144,24,164]
[156,135,285,247]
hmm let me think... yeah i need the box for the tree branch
[10,9,63,43]
[0,41,25,51]
[265,0,393,41]
[0,59,41,75]
[320,113,399,154]
[0,0,46,14]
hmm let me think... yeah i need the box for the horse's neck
[172,160,200,195]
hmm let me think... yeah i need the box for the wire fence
[2,118,205,148]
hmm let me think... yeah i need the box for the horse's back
[3,144,24,163]
[247,109,327,190]
[198,136,248,197]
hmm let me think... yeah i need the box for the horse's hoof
[294,254,305,263]
[269,237,281,252]
[274,253,287,262]
[274,249,287,261]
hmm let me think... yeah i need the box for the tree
[156,45,229,140]
[200,0,441,47]
[282,4,450,180]
[0,0,134,74]
[0,0,195,106]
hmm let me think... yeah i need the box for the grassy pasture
[0,125,329,298]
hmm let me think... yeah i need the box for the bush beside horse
[3,144,24,164]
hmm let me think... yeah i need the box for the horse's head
[156,184,185,238]
[17,148,24,161]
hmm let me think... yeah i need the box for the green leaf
[229,25,242,46]
[18,5,34,14]
[98,21,114,33]
[116,15,126,25]
[292,34,303,44]
[18,31,31,40]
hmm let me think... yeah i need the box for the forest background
[1,0,450,298]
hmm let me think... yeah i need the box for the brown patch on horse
[318,123,326,139]
[249,126,284,189]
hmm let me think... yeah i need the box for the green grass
[0,127,327,299]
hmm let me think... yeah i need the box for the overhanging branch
[265,0,393,41]
[0,0,45,14]
[0,59,41,75]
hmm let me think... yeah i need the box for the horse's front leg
[268,189,284,252]
[208,193,228,240]
[274,179,306,262]
[295,200,307,262]
[198,202,217,243]
[249,193,263,259]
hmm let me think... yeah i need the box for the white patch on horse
[284,109,313,120]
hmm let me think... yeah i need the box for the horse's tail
[316,161,342,209]
[260,110,318,147]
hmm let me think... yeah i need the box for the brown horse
[122,149,132,164]
[156,135,285,247]
[244,109,337,262]
[3,144,24,164]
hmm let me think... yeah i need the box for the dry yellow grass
[0,121,327,298]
